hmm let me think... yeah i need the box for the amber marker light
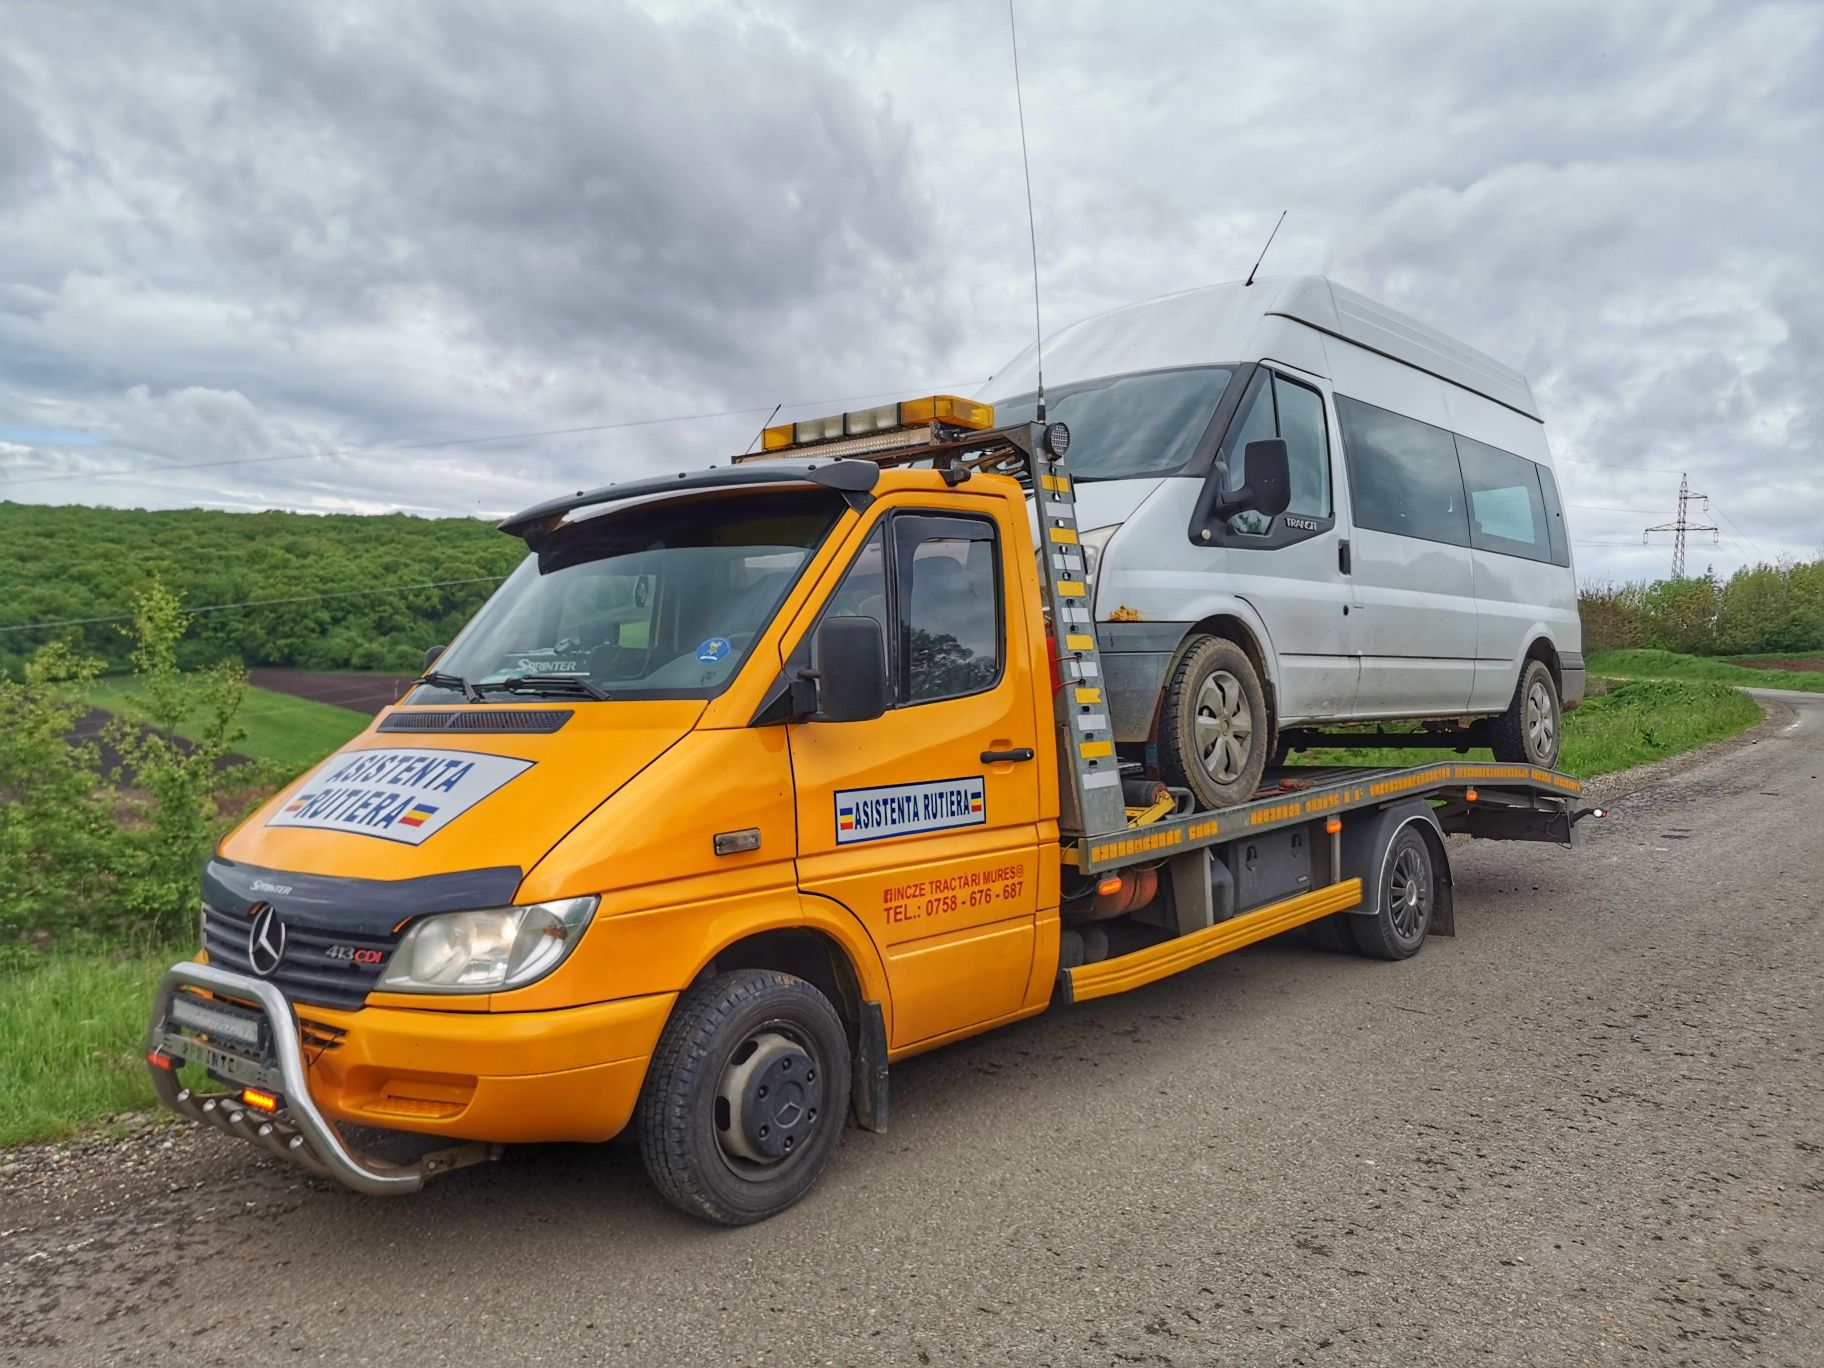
[1324,818,1342,835]
[146,1049,177,1071]
[241,1087,282,1114]
[1465,788,1479,803]
[1096,875,1123,897]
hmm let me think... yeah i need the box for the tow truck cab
[147,397,1586,1224]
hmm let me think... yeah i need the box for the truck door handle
[981,748,1035,763]
[1338,538,1352,575]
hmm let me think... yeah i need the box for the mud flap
[851,1000,890,1133]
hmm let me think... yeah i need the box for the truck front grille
[203,904,397,1011]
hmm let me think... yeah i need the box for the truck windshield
[992,366,1234,481]
[411,487,843,703]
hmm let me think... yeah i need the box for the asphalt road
[5,693,1820,1367]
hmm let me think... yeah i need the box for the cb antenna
[1008,0,1046,421]
[1245,209,1286,287]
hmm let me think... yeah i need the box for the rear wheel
[1349,823,1438,960]
[1158,636,1270,810]
[1491,658,1561,766]
[637,969,851,1225]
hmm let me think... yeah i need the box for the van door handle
[981,748,1035,763]
[1338,538,1352,575]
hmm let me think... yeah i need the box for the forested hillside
[0,502,526,675]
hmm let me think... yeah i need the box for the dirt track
[248,669,416,715]
[4,693,1820,1366]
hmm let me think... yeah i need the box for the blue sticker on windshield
[696,637,732,664]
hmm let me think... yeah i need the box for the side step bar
[1058,879,1363,1004]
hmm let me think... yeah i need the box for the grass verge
[85,676,371,772]
[1289,677,1765,779]
[1588,648,1824,694]
[0,947,184,1148]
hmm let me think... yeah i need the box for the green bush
[1,582,267,949]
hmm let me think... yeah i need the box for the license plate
[169,991,269,1055]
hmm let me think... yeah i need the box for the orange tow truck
[147,398,1593,1223]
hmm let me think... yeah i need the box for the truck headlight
[378,896,598,993]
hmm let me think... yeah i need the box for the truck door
[785,501,1045,1051]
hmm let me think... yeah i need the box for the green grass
[1288,677,1764,779]
[85,676,371,772]
[0,948,186,1147]
[1587,648,1824,694]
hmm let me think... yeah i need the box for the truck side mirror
[809,616,889,723]
[1212,438,1292,522]
[423,644,446,672]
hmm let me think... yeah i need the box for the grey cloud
[0,0,1818,582]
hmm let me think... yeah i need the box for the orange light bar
[241,1087,281,1113]
[758,394,995,455]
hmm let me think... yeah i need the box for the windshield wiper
[481,674,611,701]
[413,669,482,702]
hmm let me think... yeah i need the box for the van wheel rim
[1388,844,1430,939]
[1526,680,1556,756]
[1194,670,1252,785]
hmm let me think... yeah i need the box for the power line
[0,575,507,635]
[0,381,985,490]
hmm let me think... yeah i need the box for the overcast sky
[1,0,1818,582]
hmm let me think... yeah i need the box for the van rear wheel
[1491,658,1561,767]
[1159,636,1270,810]
[637,969,851,1225]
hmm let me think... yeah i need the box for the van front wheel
[1158,636,1270,810]
[637,969,851,1225]
[1490,658,1561,767]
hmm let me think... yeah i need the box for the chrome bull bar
[146,960,498,1195]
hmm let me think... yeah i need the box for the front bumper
[146,960,674,1194]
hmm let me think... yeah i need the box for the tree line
[0,501,527,677]
[1579,557,1824,657]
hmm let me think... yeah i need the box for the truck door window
[896,517,1002,703]
[1221,371,1333,537]
[809,513,1002,708]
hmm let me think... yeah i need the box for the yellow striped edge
[1065,879,1363,1003]
[1055,581,1086,598]
[1078,739,1114,759]
[1074,687,1101,704]
[1041,473,1070,493]
[1049,526,1078,544]
[1064,634,1096,651]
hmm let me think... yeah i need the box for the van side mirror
[423,644,446,672]
[807,616,889,723]
[1213,438,1293,522]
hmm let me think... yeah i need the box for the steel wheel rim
[1526,679,1556,757]
[712,1020,824,1181]
[1387,843,1431,940]
[1193,669,1253,785]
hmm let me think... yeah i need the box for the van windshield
[411,487,842,703]
[992,367,1234,481]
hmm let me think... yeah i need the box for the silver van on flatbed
[988,274,1583,808]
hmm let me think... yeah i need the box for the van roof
[984,274,1540,421]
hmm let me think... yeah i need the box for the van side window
[1222,371,1333,536]
[894,516,1002,703]
[1536,463,1571,567]
[1455,435,1551,563]
[1334,395,1470,546]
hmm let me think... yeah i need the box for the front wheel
[637,969,851,1225]
[1158,636,1270,810]
[1491,658,1561,766]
